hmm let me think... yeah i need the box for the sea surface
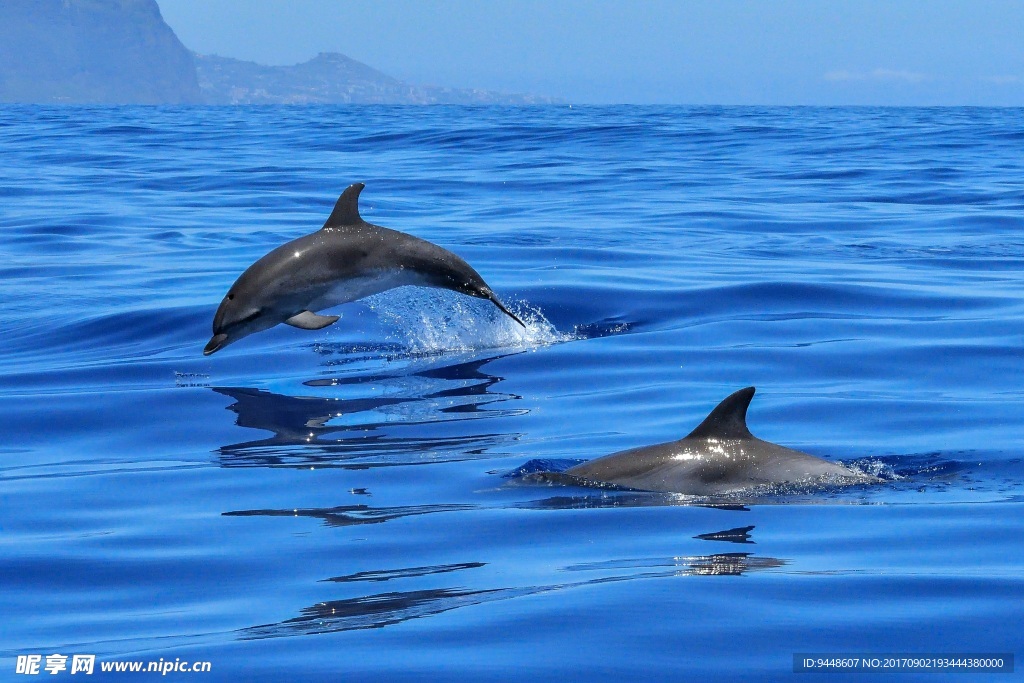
[1,105,1022,681]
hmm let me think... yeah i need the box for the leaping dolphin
[205,183,524,355]
[560,387,880,495]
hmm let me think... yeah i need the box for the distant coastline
[193,52,562,105]
[0,0,559,105]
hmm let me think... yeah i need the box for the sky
[157,0,1024,105]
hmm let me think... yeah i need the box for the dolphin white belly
[307,268,430,312]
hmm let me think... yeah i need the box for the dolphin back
[322,188,525,327]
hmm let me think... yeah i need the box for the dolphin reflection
[238,544,786,639]
[213,355,525,468]
[694,525,756,544]
[223,503,476,527]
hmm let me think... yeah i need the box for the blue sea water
[1,105,1022,681]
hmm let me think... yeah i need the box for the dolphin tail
[486,291,526,327]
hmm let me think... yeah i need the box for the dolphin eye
[227,293,235,300]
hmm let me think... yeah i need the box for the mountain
[0,0,558,105]
[194,52,561,105]
[0,0,202,104]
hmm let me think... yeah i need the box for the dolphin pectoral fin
[486,292,526,328]
[285,311,340,330]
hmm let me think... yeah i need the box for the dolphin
[205,183,524,355]
[560,387,880,495]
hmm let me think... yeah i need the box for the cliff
[0,0,202,104]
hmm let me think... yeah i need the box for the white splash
[363,286,574,355]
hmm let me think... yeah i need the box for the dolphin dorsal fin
[322,182,365,229]
[685,387,756,440]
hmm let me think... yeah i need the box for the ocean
[1,105,1021,681]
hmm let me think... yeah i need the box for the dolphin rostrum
[561,387,879,495]
[205,183,524,355]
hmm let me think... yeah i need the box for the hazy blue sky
[158,0,1024,105]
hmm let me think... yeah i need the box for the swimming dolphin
[204,183,524,355]
[561,387,879,495]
